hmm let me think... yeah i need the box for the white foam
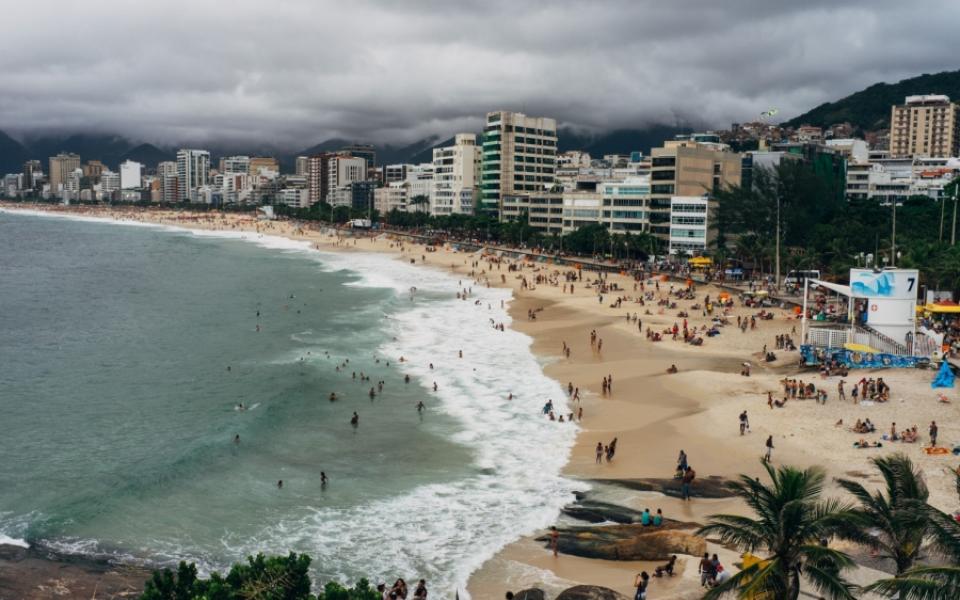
[3,208,581,597]
[0,534,29,548]
[227,256,580,598]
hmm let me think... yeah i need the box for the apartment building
[889,95,960,158]
[560,177,651,234]
[432,134,480,215]
[669,195,710,255]
[49,152,81,193]
[176,149,210,202]
[648,140,741,240]
[480,111,558,218]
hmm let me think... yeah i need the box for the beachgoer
[699,552,712,587]
[681,466,695,500]
[351,412,359,426]
[654,508,663,526]
[550,526,560,556]
[320,472,328,485]
[764,435,774,462]
[633,571,650,600]
[277,480,283,488]
[234,434,240,444]
[930,421,939,447]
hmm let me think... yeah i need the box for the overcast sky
[2,0,959,149]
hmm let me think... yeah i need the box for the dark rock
[538,524,706,561]
[514,588,547,600]
[0,544,149,600]
[555,584,630,600]
[562,500,645,524]
[592,476,736,499]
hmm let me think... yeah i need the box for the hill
[782,69,960,131]
[120,143,173,167]
[0,131,29,174]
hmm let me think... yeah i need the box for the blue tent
[931,360,955,389]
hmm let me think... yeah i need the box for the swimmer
[417,401,425,412]
[234,434,240,443]
[320,472,328,485]
[369,387,376,399]
[405,374,411,384]
[433,382,438,392]
[277,480,283,488]
[351,412,359,426]
[329,392,337,402]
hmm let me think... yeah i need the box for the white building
[325,155,367,202]
[669,195,710,255]
[100,170,121,197]
[176,149,211,202]
[559,177,651,234]
[432,133,480,215]
[119,160,142,189]
[221,155,251,175]
[277,187,309,208]
[374,183,409,214]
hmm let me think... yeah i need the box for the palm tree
[866,508,960,599]
[697,462,857,600]
[834,453,931,575]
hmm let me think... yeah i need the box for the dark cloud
[1,0,958,149]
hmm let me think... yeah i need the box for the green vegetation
[697,463,857,600]
[713,161,960,290]
[782,69,960,132]
[140,552,380,600]
[699,457,960,600]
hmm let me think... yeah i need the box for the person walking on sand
[838,379,846,402]
[549,526,560,556]
[633,571,650,600]
[764,435,774,462]
[596,442,603,464]
[739,410,749,435]
[930,421,939,447]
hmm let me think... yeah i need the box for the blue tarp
[932,360,955,388]
[800,345,930,370]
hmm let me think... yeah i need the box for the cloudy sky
[2,0,959,149]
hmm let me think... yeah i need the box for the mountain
[0,130,29,174]
[120,143,173,167]
[24,133,135,170]
[558,125,692,157]
[783,69,960,132]
[289,136,442,168]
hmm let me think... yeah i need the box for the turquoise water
[0,211,578,595]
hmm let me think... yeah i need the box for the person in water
[320,472,328,485]
[351,412,359,426]
[277,480,283,488]
[417,401,425,412]
[234,434,240,444]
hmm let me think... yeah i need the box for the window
[652,157,676,167]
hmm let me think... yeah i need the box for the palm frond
[866,566,960,600]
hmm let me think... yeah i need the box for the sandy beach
[5,202,958,599]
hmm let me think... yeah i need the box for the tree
[696,462,856,600]
[834,454,931,575]
[139,552,381,600]
[866,508,960,600]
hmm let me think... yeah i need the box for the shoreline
[4,203,957,599]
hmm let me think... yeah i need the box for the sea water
[0,210,578,596]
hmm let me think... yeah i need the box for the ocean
[0,210,578,596]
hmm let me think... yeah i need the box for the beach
[3,202,958,599]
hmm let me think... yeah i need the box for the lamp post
[953,183,958,246]
[774,191,781,289]
[891,198,896,267]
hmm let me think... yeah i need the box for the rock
[538,524,706,561]
[513,588,547,600]
[0,544,149,600]
[562,500,645,524]
[592,476,736,499]
[555,584,630,600]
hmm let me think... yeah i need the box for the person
[417,401,425,412]
[549,526,560,556]
[641,508,652,526]
[654,555,677,577]
[234,434,240,444]
[699,552,713,587]
[413,579,427,600]
[329,392,337,402]
[681,465,695,500]
[320,472,328,485]
[653,508,663,526]
[633,571,650,600]
[930,421,939,447]
[739,410,749,435]
[764,435,774,462]
[667,364,678,374]
[351,412,359,426]
[677,449,688,472]
[714,563,731,586]
[277,480,283,488]
[505,594,514,600]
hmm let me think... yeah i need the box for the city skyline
[4,0,960,148]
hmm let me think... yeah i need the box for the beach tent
[932,360,955,388]
[924,301,960,314]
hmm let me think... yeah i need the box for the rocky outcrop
[592,476,736,499]
[0,544,149,599]
[513,589,547,600]
[555,585,630,600]
[538,524,706,561]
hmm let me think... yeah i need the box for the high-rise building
[83,160,106,181]
[326,154,367,203]
[220,155,250,175]
[432,134,480,215]
[100,170,121,196]
[22,160,42,190]
[340,144,376,168]
[120,160,142,189]
[306,153,333,205]
[479,111,558,218]
[889,95,960,158]
[49,153,81,193]
[249,157,279,178]
[648,140,741,241]
[295,156,309,176]
[176,149,210,202]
